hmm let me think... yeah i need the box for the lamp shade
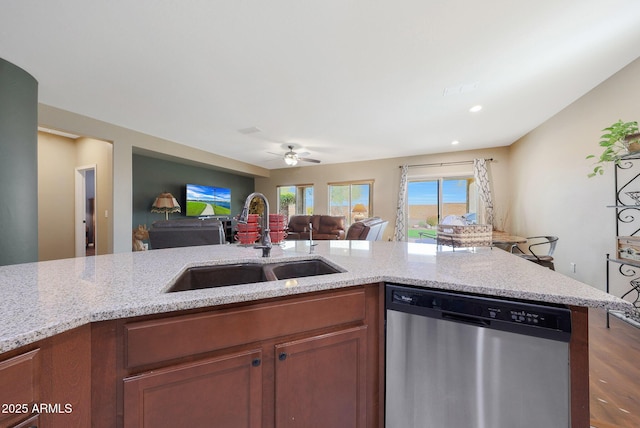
[352,203,367,213]
[151,192,181,220]
[352,203,368,221]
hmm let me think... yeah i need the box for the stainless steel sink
[166,259,344,292]
[263,259,344,280]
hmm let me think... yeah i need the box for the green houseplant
[279,192,296,218]
[587,120,640,177]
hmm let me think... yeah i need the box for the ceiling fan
[282,145,321,166]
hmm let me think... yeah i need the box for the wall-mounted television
[185,183,231,217]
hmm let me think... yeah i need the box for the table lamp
[151,192,181,220]
[352,203,368,222]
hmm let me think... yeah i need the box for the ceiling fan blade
[298,157,321,164]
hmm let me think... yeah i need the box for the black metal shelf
[620,152,640,160]
[606,155,640,327]
[606,257,640,327]
[608,256,640,269]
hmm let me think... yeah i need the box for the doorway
[75,165,97,257]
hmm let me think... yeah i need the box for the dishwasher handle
[442,311,491,327]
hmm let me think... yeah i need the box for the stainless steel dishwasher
[385,284,572,428]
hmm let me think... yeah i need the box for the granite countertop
[0,240,630,353]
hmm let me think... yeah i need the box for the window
[406,177,476,242]
[328,181,373,225]
[276,184,314,219]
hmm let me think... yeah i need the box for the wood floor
[589,309,640,428]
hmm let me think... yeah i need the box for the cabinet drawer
[125,288,365,368]
[0,349,40,426]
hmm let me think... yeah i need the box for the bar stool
[512,236,558,270]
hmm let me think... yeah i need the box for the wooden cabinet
[275,326,367,428]
[105,284,381,428]
[0,325,91,428]
[8,413,39,428]
[8,414,39,428]
[123,349,263,427]
[0,349,40,428]
[0,285,380,427]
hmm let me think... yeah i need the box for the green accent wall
[132,154,254,229]
[0,58,38,266]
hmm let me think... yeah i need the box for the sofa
[345,217,389,241]
[149,219,226,249]
[286,215,346,240]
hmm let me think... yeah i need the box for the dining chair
[512,236,558,270]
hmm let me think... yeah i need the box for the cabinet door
[0,349,39,428]
[123,349,262,428]
[275,326,367,428]
[9,413,39,428]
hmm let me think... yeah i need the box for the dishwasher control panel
[388,284,572,336]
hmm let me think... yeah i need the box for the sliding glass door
[407,177,476,242]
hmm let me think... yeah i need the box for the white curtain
[394,164,409,241]
[473,158,494,228]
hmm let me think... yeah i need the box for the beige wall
[255,146,511,241]
[509,57,640,294]
[37,133,114,260]
[38,132,76,260]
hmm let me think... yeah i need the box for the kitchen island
[0,241,630,427]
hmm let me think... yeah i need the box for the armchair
[345,217,388,241]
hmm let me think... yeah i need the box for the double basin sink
[167,258,345,292]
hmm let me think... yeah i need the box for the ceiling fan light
[284,153,298,166]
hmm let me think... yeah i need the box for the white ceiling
[3,1,640,169]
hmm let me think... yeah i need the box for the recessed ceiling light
[451,140,460,145]
[469,105,483,113]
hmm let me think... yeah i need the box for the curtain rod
[399,158,493,168]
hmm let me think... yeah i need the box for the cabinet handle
[252,358,261,367]
[278,352,287,361]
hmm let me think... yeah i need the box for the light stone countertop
[0,240,630,353]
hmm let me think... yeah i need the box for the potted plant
[587,120,640,177]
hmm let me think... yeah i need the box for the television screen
[185,184,231,216]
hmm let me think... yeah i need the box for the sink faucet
[239,192,272,257]
[309,222,318,253]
